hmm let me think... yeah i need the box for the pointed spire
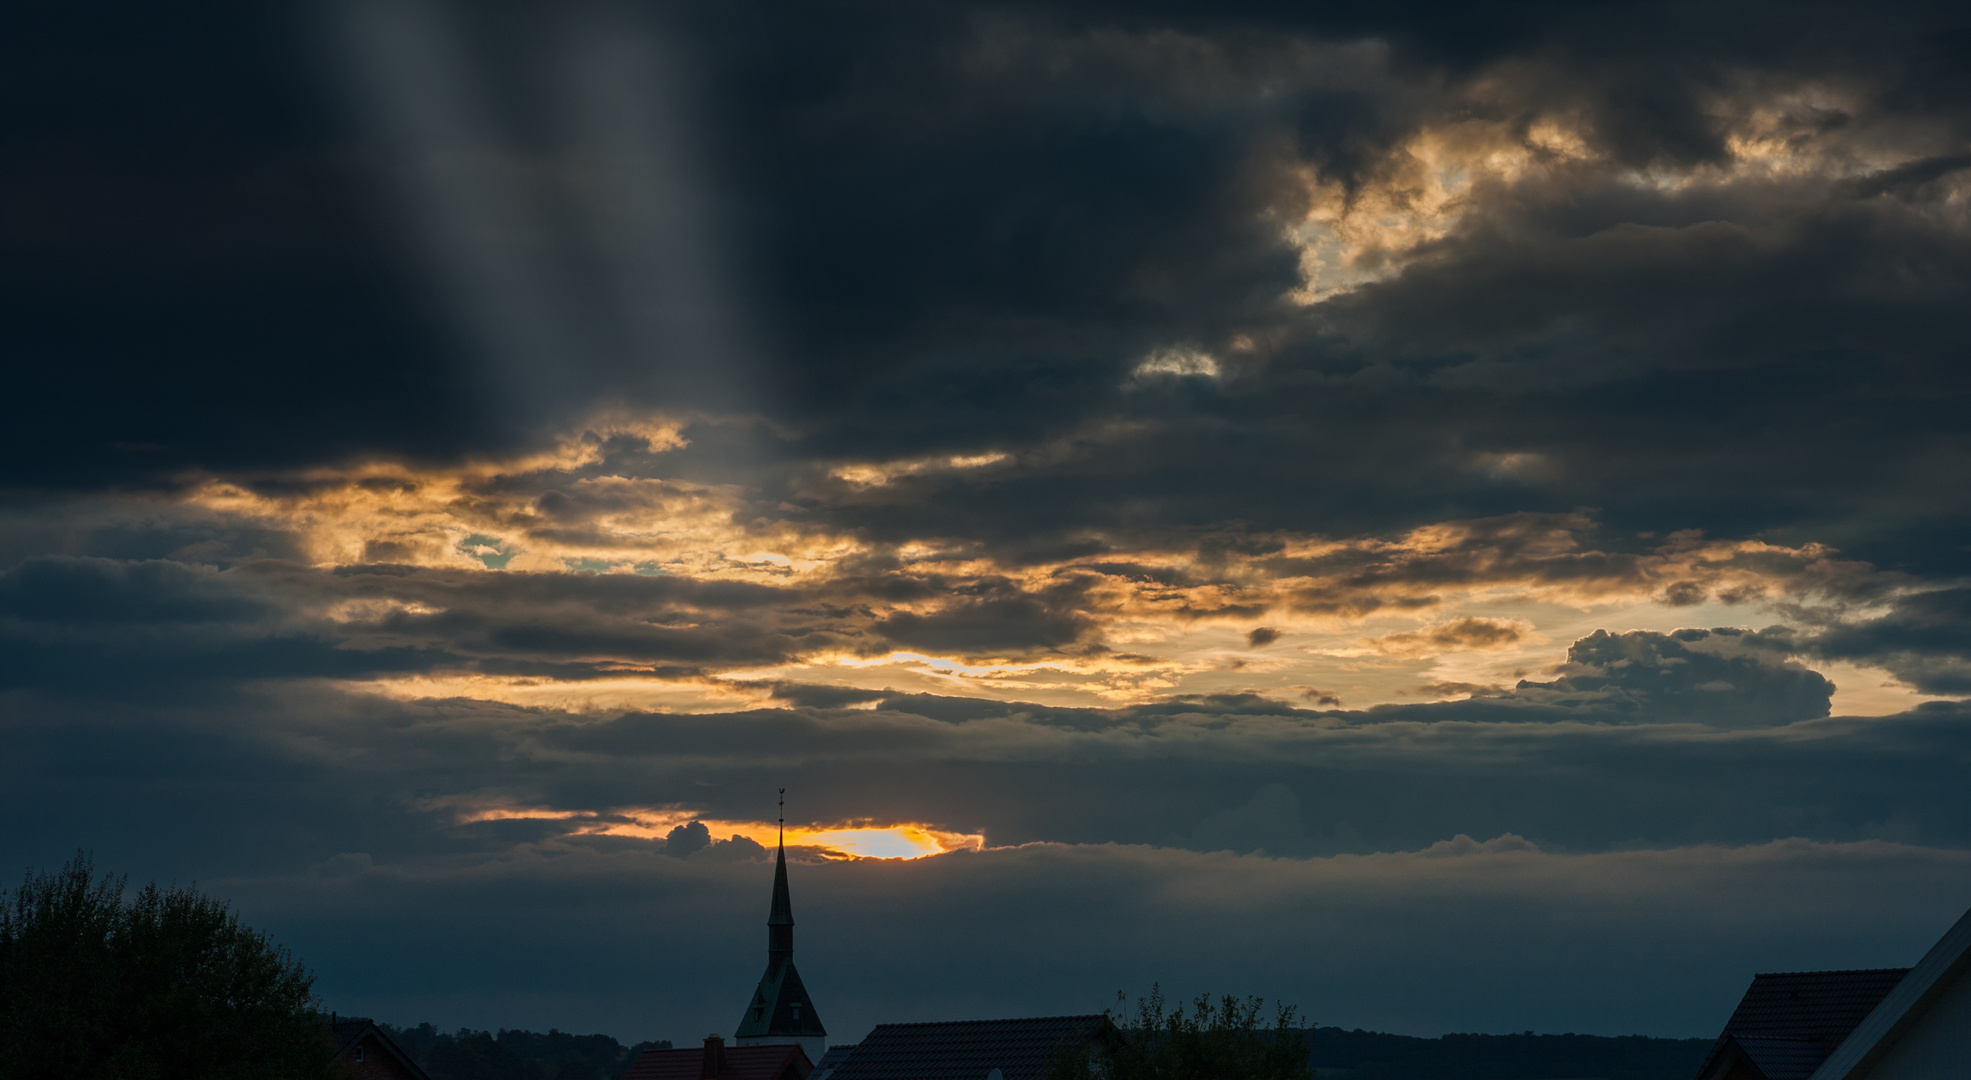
[735,788,825,1054]
[768,788,793,962]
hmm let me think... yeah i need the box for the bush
[1053,986,1313,1080]
[0,852,335,1080]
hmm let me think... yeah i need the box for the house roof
[1807,902,1971,1080]
[1729,1036,1837,1080]
[815,1046,858,1070]
[322,1015,432,1080]
[625,1042,813,1080]
[810,1044,858,1080]
[826,1015,1109,1080]
[1694,969,1909,1080]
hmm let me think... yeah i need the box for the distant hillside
[1306,1027,1710,1080]
[383,1023,671,1080]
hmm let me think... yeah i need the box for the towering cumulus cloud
[2,0,1968,1047]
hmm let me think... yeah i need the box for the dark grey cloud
[0,557,444,695]
[658,821,768,863]
[0,556,271,625]
[1503,627,1834,728]
[4,0,1966,576]
[653,2,1971,570]
[875,582,1096,653]
[1806,586,1971,693]
[0,553,871,691]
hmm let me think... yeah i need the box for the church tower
[734,792,827,1062]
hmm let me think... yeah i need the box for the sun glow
[795,824,983,859]
[446,803,984,860]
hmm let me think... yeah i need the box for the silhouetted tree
[0,852,334,1079]
[1052,986,1312,1080]
[385,1022,666,1080]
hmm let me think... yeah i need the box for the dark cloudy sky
[6,0,1971,1047]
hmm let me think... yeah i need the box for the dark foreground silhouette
[382,1021,1706,1080]
[1307,1027,1710,1080]
[0,854,334,1080]
[384,1023,670,1080]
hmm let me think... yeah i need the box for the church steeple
[734,790,826,1062]
[768,793,794,961]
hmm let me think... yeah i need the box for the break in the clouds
[3,0,1970,1050]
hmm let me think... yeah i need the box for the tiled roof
[1731,1036,1836,1080]
[327,1018,373,1057]
[625,1042,811,1080]
[826,1015,1108,1080]
[816,1046,858,1070]
[1696,969,1909,1080]
[810,1044,858,1080]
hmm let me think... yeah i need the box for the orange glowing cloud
[446,803,984,860]
[165,414,1912,713]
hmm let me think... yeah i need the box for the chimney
[702,1035,729,1079]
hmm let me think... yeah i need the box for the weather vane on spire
[778,787,785,846]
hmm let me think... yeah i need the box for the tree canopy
[1052,987,1313,1080]
[385,1022,671,1080]
[0,852,334,1080]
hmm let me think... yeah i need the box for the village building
[1695,902,1971,1080]
[625,1035,813,1080]
[325,1015,432,1080]
[822,1015,1109,1080]
[809,1044,857,1080]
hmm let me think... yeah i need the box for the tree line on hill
[1303,1026,1710,1080]
[383,1023,670,1080]
[394,1014,1712,1080]
[1049,988,1709,1080]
